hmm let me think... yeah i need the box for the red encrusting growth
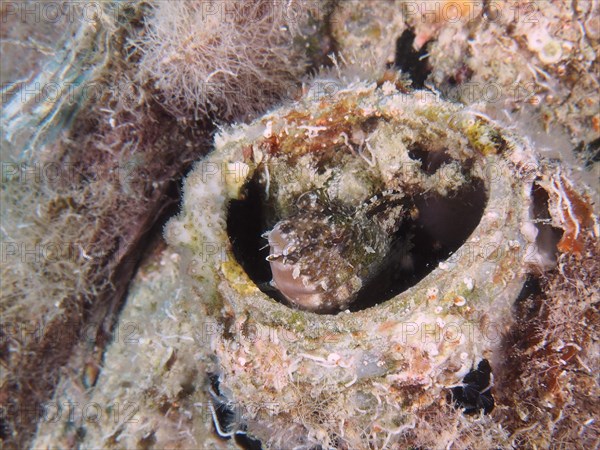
[553,176,595,255]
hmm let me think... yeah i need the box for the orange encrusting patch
[592,115,599,134]
[556,181,594,255]
[258,97,379,158]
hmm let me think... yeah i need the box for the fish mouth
[267,226,327,312]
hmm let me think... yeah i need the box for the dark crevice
[572,137,600,169]
[235,433,264,450]
[514,274,542,305]
[0,416,9,441]
[208,375,264,450]
[227,178,274,288]
[305,0,340,72]
[408,143,454,175]
[448,359,495,415]
[392,28,433,89]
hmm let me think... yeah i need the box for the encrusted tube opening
[166,78,556,449]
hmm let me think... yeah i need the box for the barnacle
[164,69,597,448]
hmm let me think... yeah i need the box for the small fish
[264,190,406,313]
